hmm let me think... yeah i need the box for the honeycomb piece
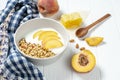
[60,12,82,28]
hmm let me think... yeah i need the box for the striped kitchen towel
[0,0,45,80]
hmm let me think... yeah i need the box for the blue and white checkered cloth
[0,0,45,80]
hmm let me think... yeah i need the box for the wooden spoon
[76,13,111,38]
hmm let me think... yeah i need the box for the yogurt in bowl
[14,18,69,65]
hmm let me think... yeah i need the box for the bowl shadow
[73,66,102,80]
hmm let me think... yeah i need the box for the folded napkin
[0,0,45,80]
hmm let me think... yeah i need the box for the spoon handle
[86,13,111,30]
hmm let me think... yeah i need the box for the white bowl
[14,18,69,65]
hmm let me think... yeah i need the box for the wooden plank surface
[0,0,120,80]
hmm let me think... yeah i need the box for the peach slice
[43,39,63,49]
[33,30,43,39]
[42,35,60,45]
[38,31,58,40]
[71,49,96,72]
[85,37,103,46]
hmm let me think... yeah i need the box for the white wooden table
[1,0,120,80]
